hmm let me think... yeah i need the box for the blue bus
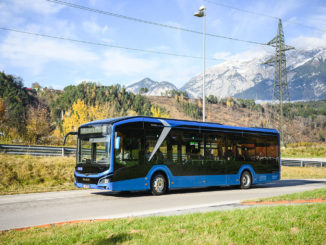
[73,116,280,195]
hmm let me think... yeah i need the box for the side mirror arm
[63,131,78,146]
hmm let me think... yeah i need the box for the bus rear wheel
[240,171,252,189]
[151,173,167,195]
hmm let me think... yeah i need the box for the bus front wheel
[151,173,167,195]
[240,171,252,189]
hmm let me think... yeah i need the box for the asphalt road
[1,179,325,231]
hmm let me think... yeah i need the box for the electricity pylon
[265,19,294,144]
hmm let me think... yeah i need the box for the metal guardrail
[1,144,326,167]
[281,159,326,167]
[0,144,76,157]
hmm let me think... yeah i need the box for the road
[1,179,325,231]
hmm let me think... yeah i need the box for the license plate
[83,184,90,188]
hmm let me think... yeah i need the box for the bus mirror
[115,137,120,149]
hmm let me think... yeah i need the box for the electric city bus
[71,116,280,195]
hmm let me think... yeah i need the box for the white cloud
[0,31,99,74]
[307,8,326,32]
[82,20,111,35]
[7,0,64,15]
[155,58,200,86]
[99,49,201,87]
[214,52,231,60]
[228,46,271,61]
[152,45,171,51]
[100,50,158,76]
[290,34,326,49]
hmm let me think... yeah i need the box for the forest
[0,72,166,145]
[0,71,325,145]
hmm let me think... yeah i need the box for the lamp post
[194,6,206,122]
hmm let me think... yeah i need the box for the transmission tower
[265,19,294,144]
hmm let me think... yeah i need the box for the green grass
[1,204,325,244]
[0,154,77,195]
[1,155,326,195]
[281,166,326,179]
[282,143,326,158]
[245,188,326,203]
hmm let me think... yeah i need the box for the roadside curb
[8,219,112,232]
[242,198,326,205]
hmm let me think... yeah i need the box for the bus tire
[151,173,167,195]
[240,171,252,189]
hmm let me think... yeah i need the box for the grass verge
[0,154,77,195]
[282,143,326,158]
[1,204,325,244]
[244,188,326,203]
[281,166,326,179]
[1,155,325,195]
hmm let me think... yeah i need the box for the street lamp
[194,6,206,122]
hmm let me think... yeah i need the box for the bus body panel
[74,116,280,193]
[73,164,280,192]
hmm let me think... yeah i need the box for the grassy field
[0,154,77,195]
[281,166,326,179]
[244,188,326,203]
[282,143,326,158]
[1,204,325,244]
[0,155,326,195]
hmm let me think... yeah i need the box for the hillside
[1,71,325,145]
[148,96,326,143]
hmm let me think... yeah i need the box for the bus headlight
[99,178,111,184]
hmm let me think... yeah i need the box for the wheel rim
[242,174,250,187]
[153,177,165,193]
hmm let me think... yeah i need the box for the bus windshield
[78,125,111,166]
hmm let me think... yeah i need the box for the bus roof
[80,116,279,135]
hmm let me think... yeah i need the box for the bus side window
[225,137,234,161]
[114,124,143,170]
[256,137,267,160]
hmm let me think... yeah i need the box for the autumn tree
[0,98,6,137]
[0,97,5,122]
[26,105,52,144]
[32,82,41,90]
[62,99,89,135]
[197,98,203,109]
[150,105,170,118]
[61,99,118,136]
[226,96,233,108]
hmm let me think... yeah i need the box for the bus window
[184,131,202,162]
[267,140,278,159]
[256,137,267,160]
[114,125,143,170]
[225,137,236,161]
[236,135,256,161]
[205,134,225,160]
[145,127,170,165]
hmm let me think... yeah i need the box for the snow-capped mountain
[126,78,178,96]
[181,48,326,100]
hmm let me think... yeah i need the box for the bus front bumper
[75,181,113,190]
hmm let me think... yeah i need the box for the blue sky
[0,0,326,89]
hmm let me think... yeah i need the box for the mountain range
[126,48,326,101]
[126,77,178,96]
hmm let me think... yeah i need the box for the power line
[46,0,268,46]
[205,0,278,20]
[0,27,223,61]
[204,0,326,33]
